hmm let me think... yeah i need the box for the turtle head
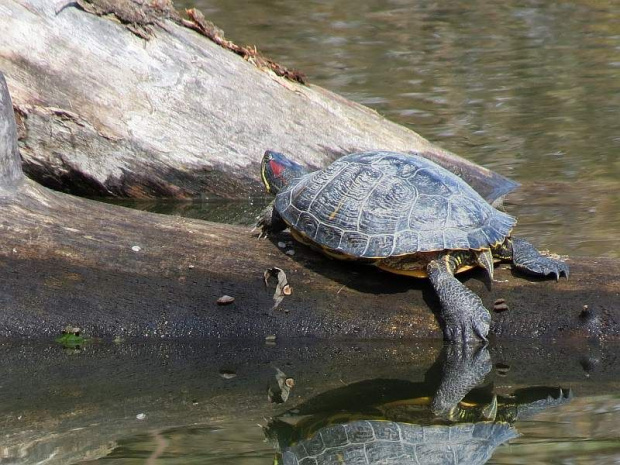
[261,150,308,195]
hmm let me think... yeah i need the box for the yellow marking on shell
[328,196,347,220]
[290,228,311,246]
[377,256,477,278]
[376,262,429,278]
[459,401,481,408]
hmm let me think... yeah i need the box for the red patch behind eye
[269,160,284,178]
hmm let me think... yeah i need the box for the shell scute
[394,230,420,255]
[340,164,383,200]
[408,195,449,231]
[341,231,370,256]
[359,178,413,235]
[280,200,303,226]
[443,229,471,250]
[364,235,395,258]
[409,168,455,197]
[297,212,320,239]
[315,224,344,250]
[418,230,446,251]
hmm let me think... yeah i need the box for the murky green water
[163,0,620,258]
[78,399,620,464]
[3,340,619,464]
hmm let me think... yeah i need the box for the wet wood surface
[1,72,619,341]
[1,179,618,341]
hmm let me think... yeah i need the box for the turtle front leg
[255,202,287,238]
[427,254,491,343]
[500,237,569,281]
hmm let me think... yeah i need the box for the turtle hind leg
[254,202,287,238]
[503,237,569,281]
[427,254,491,343]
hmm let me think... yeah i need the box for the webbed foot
[442,290,491,343]
[511,237,569,281]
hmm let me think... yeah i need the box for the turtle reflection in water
[265,345,571,465]
[258,150,569,343]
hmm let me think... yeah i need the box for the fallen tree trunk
[1,74,619,341]
[0,0,517,202]
[2,191,618,341]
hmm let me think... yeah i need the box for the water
[78,403,620,464]
[163,0,619,258]
[2,340,619,464]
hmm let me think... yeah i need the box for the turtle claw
[482,395,498,421]
[511,237,570,281]
[522,255,569,281]
[559,261,569,280]
[255,202,286,239]
[443,300,491,344]
[252,222,267,239]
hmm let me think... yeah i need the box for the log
[1,73,619,341]
[0,0,517,202]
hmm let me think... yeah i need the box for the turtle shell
[274,151,516,258]
[280,420,517,465]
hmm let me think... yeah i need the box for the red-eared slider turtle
[258,150,569,342]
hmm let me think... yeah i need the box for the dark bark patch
[73,0,180,39]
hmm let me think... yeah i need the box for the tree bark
[0,0,517,201]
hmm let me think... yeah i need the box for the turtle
[258,150,569,343]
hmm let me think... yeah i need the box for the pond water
[2,340,619,464]
[165,0,619,258]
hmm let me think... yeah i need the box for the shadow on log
[0,0,517,201]
[0,73,619,340]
